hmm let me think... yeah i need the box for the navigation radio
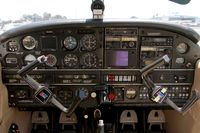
[140,36,173,68]
[105,28,138,68]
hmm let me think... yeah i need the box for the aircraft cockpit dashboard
[1,18,200,133]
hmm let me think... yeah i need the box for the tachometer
[63,36,77,50]
[22,36,37,50]
[81,53,97,68]
[64,54,78,67]
[80,34,97,51]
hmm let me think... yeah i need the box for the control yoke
[17,55,86,116]
[140,55,200,113]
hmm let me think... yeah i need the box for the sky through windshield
[0,0,200,20]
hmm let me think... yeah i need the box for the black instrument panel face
[1,21,200,109]
[1,28,104,69]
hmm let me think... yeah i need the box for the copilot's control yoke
[17,55,88,116]
[141,55,200,113]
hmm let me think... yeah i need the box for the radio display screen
[107,51,129,67]
[153,38,167,42]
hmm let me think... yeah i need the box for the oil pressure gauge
[176,43,188,54]
[22,36,37,50]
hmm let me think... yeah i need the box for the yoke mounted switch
[141,54,200,113]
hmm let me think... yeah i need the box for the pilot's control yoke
[17,55,88,116]
[140,55,200,113]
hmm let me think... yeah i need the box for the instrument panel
[0,20,200,109]
[2,28,104,69]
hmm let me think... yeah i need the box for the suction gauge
[22,36,37,50]
[63,36,77,50]
[176,43,188,54]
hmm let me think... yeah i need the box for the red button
[108,75,115,81]
[108,93,116,101]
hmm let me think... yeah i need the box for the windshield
[0,0,200,34]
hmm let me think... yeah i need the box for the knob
[126,88,137,99]
[108,92,116,101]
[76,88,89,100]
[94,109,102,119]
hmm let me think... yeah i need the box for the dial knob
[108,93,116,101]
[76,88,89,100]
[126,88,136,99]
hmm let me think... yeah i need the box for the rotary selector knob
[76,88,89,100]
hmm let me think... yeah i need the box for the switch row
[104,75,136,82]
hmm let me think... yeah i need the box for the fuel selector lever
[17,55,86,116]
[140,55,200,113]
